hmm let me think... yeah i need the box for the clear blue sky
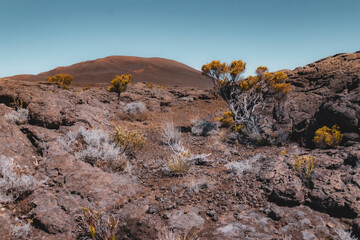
[0,0,359,77]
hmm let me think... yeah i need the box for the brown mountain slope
[3,56,212,88]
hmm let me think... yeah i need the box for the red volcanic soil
[3,56,213,88]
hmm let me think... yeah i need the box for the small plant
[294,155,316,179]
[4,109,29,125]
[58,127,125,172]
[144,82,154,89]
[167,154,192,176]
[79,207,119,240]
[162,121,182,149]
[157,229,199,240]
[121,102,148,121]
[107,74,131,97]
[215,111,234,128]
[225,154,262,177]
[186,176,209,194]
[10,220,31,240]
[161,122,211,175]
[46,74,73,90]
[11,97,23,110]
[0,156,38,203]
[313,124,343,148]
[113,126,145,153]
[334,228,357,240]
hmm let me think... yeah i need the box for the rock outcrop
[286,51,360,146]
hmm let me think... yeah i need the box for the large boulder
[286,51,360,146]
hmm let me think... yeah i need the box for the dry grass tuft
[78,207,119,240]
[0,156,38,203]
[167,154,192,176]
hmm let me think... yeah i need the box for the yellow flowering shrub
[202,60,291,144]
[201,60,230,81]
[107,74,131,96]
[313,124,343,148]
[263,71,290,95]
[113,126,145,153]
[255,66,268,75]
[239,75,259,90]
[47,74,73,90]
[215,111,234,127]
[294,155,316,179]
[230,60,246,79]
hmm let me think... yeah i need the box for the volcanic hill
[3,56,212,88]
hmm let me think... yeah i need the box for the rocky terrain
[0,52,359,239]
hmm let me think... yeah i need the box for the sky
[0,0,359,77]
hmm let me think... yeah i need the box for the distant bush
[4,109,29,125]
[47,74,73,90]
[294,155,316,179]
[0,156,38,203]
[202,60,290,144]
[107,74,131,97]
[313,124,343,148]
[58,127,125,172]
[113,126,145,153]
